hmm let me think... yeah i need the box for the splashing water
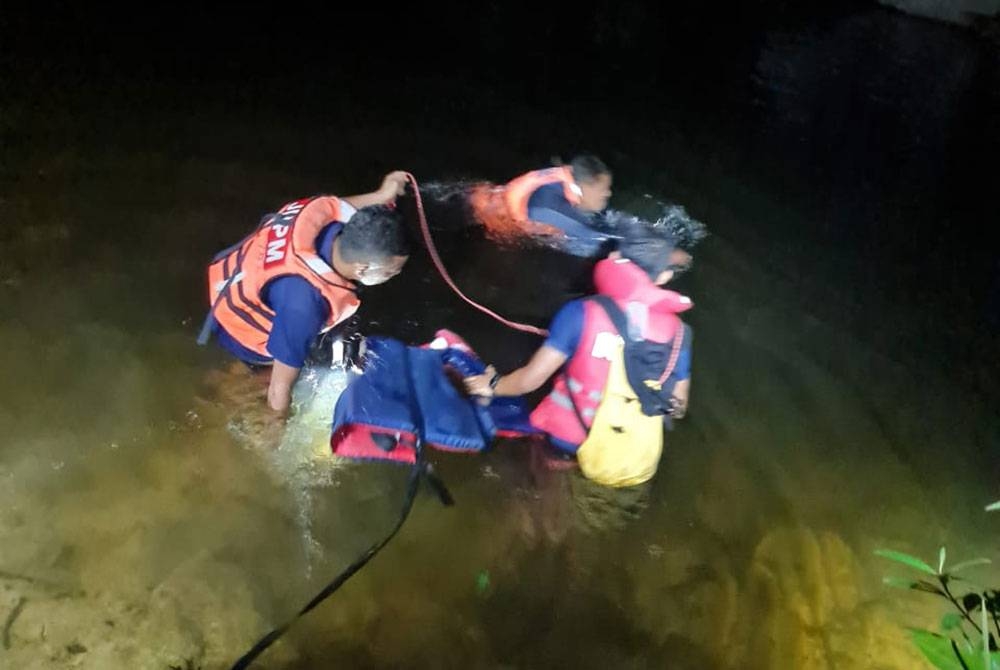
[600,198,709,251]
[414,179,488,203]
[271,364,350,575]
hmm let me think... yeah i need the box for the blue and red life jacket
[331,330,538,464]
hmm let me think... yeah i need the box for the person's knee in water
[200,171,412,414]
[464,224,697,488]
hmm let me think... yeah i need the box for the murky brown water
[3,7,999,669]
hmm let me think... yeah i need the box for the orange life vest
[503,166,581,221]
[205,196,360,358]
[468,166,582,241]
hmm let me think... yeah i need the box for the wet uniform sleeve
[671,324,693,381]
[527,183,593,226]
[542,300,585,357]
[263,276,331,368]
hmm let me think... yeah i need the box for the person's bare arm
[465,345,568,398]
[267,360,300,413]
[342,171,408,209]
[670,378,690,419]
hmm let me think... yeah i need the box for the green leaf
[475,570,490,595]
[910,629,969,670]
[985,501,1000,512]
[940,547,948,574]
[881,576,946,595]
[961,652,1000,670]
[876,549,938,575]
[949,558,993,575]
[942,612,963,631]
[980,593,990,670]
[963,651,1000,670]
[883,576,918,590]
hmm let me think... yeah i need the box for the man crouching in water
[200,172,411,414]
[464,225,693,488]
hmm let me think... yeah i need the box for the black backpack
[588,295,687,417]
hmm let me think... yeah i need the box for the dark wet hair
[653,203,708,251]
[599,202,707,278]
[570,154,611,184]
[338,205,410,263]
[616,223,676,279]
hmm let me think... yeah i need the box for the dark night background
[2,1,998,394]
[4,1,998,390]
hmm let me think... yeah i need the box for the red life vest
[468,166,582,240]
[205,196,360,358]
[529,257,693,449]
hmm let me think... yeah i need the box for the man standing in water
[464,225,694,487]
[200,172,410,413]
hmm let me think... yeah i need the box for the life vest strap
[198,213,279,346]
[587,295,683,416]
[196,269,241,346]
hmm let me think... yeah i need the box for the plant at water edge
[876,501,1000,670]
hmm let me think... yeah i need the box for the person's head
[614,224,689,286]
[570,154,612,212]
[333,205,410,285]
